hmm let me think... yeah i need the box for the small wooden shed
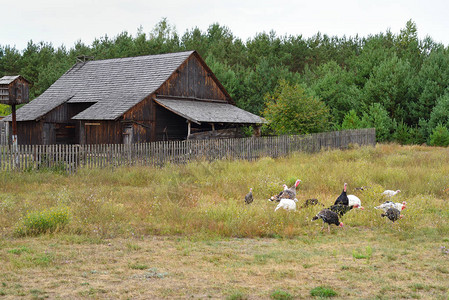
[0,75,30,105]
[4,51,264,145]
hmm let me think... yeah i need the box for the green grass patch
[7,246,31,255]
[227,291,248,300]
[126,243,142,251]
[352,246,373,262]
[129,263,148,270]
[270,289,293,300]
[310,286,337,297]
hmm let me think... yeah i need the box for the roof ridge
[85,50,195,64]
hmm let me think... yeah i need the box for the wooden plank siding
[83,121,122,144]
[0,129,376,174]
[156,53,229,101]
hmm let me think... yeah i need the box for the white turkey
[347,194,364,210]
[375,201,406,212]
[274,198,298,211]
[382,190,401,197]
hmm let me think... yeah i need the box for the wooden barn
[4,51,264,145]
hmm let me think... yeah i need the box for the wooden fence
[0,121,6,146]
[0,128,375,174]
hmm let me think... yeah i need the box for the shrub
[310,286,337,297]
[341,109,362,130]
[360,103,394,142]
[263,80,330,135]
[15,206,70,236]
[394,121,412,145]
[429,124,449,147]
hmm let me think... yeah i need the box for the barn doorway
[123,125,133,145]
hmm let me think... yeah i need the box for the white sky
[1,0,449,51]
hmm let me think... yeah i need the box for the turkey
[381,207,403,222]
[312,208,344,232]
[278,179,301,200]
[375,201,406,212]
[334,183,349,205]
[300,198,325,208]
[245,188,253,204]
[354,186,370,191]
[382,189,401,197]
[268,184,288,202]
[275,198,298,211]
[328,203,362,217]
[347,195,365,210]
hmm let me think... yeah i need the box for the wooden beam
[187,121,191,139]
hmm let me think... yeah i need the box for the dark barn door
[123,125,133,145]
[55,124,76,144]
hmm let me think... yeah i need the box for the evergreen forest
[1,19,449,146]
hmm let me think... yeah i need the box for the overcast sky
[1,0,449,51]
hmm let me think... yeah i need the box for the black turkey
[312,209,343,232]
[334,183,349,205]
[328,204,354,217]
[381,207,402,222]
[301,198,325,208]
[245,188,253,204]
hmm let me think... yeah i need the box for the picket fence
[0,128,375,174]
[0,121,6,146]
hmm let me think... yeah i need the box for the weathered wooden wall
[82,121,122,144]
[17,121,43,145]
[0,129,376,174]
[122,95,154,143]
[157,54,229,101]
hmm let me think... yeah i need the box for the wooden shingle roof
[155,98,265,124]
[0,75,21,85]
[5,51,194,121]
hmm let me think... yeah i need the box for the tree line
[1,19,449,146]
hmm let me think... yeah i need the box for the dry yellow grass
[0,233,448,299]
[0,143,448,298]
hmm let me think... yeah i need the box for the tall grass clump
[15,206,70,236]
[310,286,337,297]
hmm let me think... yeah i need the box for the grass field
[0,143,448,299]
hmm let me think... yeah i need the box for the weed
[129,263,148,270]
[310,286,337,297]
[15,206,70,236]
[353,246,373,262]
[30,289,47,299]
[270,289,293,300]
[126,243,141,251]
[7,246,31,255]
[227,291,248,300]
